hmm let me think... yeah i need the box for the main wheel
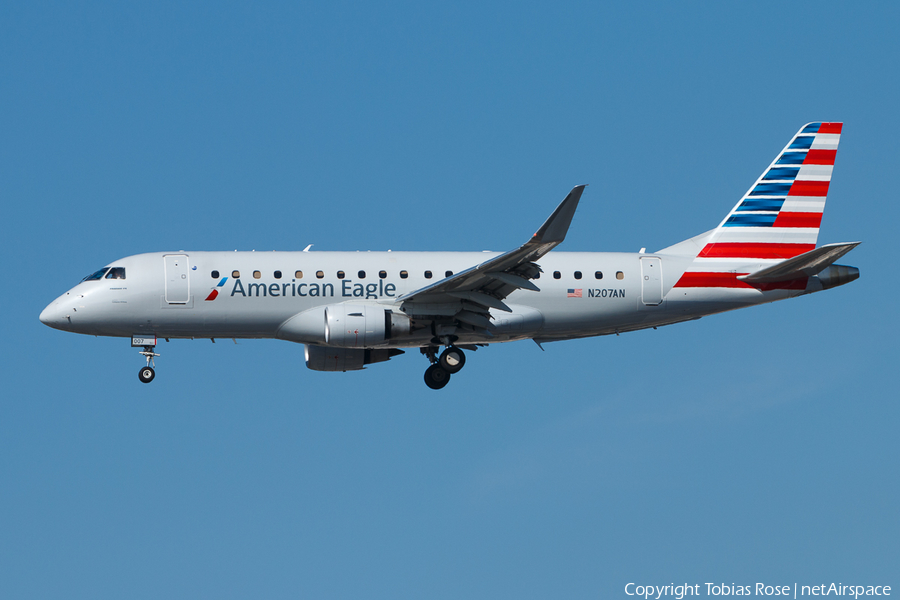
[138,366,156,383]
[424,364,451,389]
[439,347,466,374]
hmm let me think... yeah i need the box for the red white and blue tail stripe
[674,122,841,289]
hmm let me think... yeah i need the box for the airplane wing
[397,185,586,333]
[738,241,860,283]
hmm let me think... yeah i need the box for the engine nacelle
[277,304,411,346]
[305,345,404,372]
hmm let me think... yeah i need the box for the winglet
[532,185,586,243]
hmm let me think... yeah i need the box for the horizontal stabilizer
[738,242,860,283]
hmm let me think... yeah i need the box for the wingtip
[533,185,586,243]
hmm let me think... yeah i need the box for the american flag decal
[567,288,582,298]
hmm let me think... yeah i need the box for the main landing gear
[424,363,450,389]
[422,345,467,389]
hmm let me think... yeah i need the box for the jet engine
[276,304,411,347]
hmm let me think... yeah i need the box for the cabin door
[164,255,191,304]
[640,256,663,306]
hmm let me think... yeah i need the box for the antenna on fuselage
[303,244,313,252]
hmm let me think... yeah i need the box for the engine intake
[325,304,383,346]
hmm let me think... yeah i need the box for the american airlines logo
[204,277,229,301]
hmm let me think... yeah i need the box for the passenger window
[337,271,345,279]
[574,271,582,280]
[424,270,433,279]
[553,271,561,279]
[211,270,219,279]
[295,270,303,279]
[253,270,261,279]
[595,271,603,279]
[358,270,366,279]
[105,267,126,280]
[274,270,282,279]
[445,270,453,277]
[316,271,324,279]
[616,271,624,280]
[400,270,408,279]
[82,268,109,281]
[379,270,387,279]
[232,270,240,278]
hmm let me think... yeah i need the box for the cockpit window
[105,267,126,280]
[82,268,109,281]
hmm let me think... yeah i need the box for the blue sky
[1,2,897,598]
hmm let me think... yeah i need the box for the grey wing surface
[397,185,586,333]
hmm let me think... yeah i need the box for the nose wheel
[139,366,155,383]
[137,345,160,384]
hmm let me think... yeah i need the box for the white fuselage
[40,250,808,347]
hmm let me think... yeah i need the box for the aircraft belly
[131,293,302,338]
[664,287,803,317]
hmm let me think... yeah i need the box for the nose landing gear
[137,345,159,384]
[422,345,467,389]
[131,335,160,384]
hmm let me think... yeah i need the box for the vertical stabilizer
[663,122,843,290]
[701,122,842,260]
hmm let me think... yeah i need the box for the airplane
[39,122,859,389]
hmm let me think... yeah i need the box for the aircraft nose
[39,300,68,330]
[39,303,55,326]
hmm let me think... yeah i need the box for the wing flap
[447,291,513,312]
[485,271,540,292]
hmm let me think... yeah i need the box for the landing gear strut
[138,345,159,384]
[422,345,466,389]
